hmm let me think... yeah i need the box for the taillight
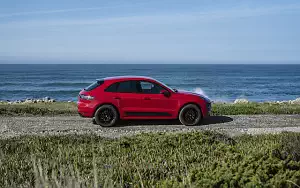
[79,94,94,100]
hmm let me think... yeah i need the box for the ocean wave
[39,82,91,87]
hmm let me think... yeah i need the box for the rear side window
[105,81,138,93]
[118,81,134,92]
[84,80,104,91]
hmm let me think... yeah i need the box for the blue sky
[0,0,300,63]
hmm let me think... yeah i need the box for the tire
[179,104,202,126]
[94,105,119,127]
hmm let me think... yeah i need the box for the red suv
[78,76,211,127]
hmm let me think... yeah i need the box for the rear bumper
[77,101,94,118]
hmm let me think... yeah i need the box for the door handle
[144,97,151,100]
[114,97,121,100]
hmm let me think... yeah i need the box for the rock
[24,99,33,104]
[234,99,249,104]
[44,96,50,100]
[49,99,55,103]
[68,101,72,103]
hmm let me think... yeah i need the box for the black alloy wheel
[179,104,202,126]
[94,105,118,127]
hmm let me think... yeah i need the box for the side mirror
[160,90,171,97]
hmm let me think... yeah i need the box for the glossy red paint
[77,76,211,120]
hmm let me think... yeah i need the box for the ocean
[0,64,299,102]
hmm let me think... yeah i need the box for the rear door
[106,80,142,118]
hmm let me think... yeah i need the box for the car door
[138,80,177,118]
[105,80,142,118]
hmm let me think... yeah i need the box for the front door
[138,81,177,118]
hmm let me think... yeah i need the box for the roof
[101,76,154,82]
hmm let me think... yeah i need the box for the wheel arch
[93,103,120,118]
[177,102,203,118]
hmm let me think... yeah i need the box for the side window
[117,81,138,93]
[140,81,164,94]
[105,81,138,93]
[105,83,119,92]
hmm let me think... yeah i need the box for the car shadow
[115,115,233,127]
[201,115,233,125]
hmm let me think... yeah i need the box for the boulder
[49,99,56,103]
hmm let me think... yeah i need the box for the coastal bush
[0,131,300,187]
[211,102,300,115]
[0,102,77,116]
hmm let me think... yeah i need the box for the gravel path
[0,115,300,138]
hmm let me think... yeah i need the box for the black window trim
[104,79,172,94]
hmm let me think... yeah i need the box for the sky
[0,0,300,64]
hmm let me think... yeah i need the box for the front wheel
[179,104,202,126]
[94,105,119,127]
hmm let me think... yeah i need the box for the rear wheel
[179,104,202,126]
[94,105,118,127]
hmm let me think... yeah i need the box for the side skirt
[125,112,172,117]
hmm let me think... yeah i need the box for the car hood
[177,90,212,103]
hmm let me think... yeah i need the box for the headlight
[79,94,94,100]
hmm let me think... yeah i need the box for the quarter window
[105,83,118,92]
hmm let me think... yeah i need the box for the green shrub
[1,102,299,116]
[212,102,300,115]
[0,131,300,187]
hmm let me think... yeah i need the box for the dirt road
[0,115,300,138]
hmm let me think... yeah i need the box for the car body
[78,76,211,126]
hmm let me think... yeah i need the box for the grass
[0,131,300,187]
[0,102,299,116]
[212,102,300,115]
[0,102,77,116]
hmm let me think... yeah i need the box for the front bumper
[206,102,211,115]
